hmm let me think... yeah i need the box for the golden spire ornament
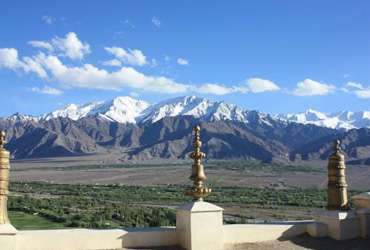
[0,130,11,224]
[186,125,211,201]
[327,139,349,211]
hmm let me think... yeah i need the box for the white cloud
[151,59,158,67]
[164,55,171,62]
[292,79,335,96]
[246,78,280,93]
[152,16,161,28]
[105,46,147,66]
[0,49,279,96]
[102,59,122,67]
[346,81,363,90]
[31,86,63,95]
[22,56,48,78]
[28,40,54,51]
[0,49,188,94]
[51,32,90,60]
[28,32,90,60]
[354,89,370,98]
[341,81,370,98]
[25,54,250,96]
[42,15,56,24]
[0,48,47,78]
[35,54,189,93]
[177,58,189,66]
[0,38,284,97]
[341,81,364,93]
[340,87,350,93]
[0,48,21,69]
[123,19,135,29]
[194,83,237,95]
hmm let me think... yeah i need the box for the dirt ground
[9,155,370,190]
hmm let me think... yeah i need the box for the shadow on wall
[275,223,309,240]
[280,234,370,250]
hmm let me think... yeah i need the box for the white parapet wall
[223,221,311,245]
[0,222,313,250]
[12,227,178,250]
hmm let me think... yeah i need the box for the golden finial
[0,130,5,149]
[327,139,349,211]
[333,139,341,154]
[186,125,211,201]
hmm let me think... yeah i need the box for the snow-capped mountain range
[4,96,273,126]
[2,96,370,130]
[274,109,370,130]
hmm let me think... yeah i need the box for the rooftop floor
[224,234,370,250]
[123,235,370,250]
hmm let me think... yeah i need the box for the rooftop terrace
[0,128,370,250]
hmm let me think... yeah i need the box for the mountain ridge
[4,96,370,130]
[1,96,370,163]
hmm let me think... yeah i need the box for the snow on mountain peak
[362,111,370,120]
[40,96,149,123]
[2,96,274,127]
[139,96,209,123]
[4,95,370,130]
[41,101,103,121]
[98,96,150,123]
[137,95,257,124]
[305,108,327,119]
[6,113,38,122]
[276,109,370,130]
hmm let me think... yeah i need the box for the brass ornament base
[185,186,212,201]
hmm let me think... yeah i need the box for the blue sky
[0,0,369,116]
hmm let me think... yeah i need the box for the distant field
[9,155,370,190]
[9,211,65,230]
[7,181,363,230]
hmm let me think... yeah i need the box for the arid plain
[9,154,370,190]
